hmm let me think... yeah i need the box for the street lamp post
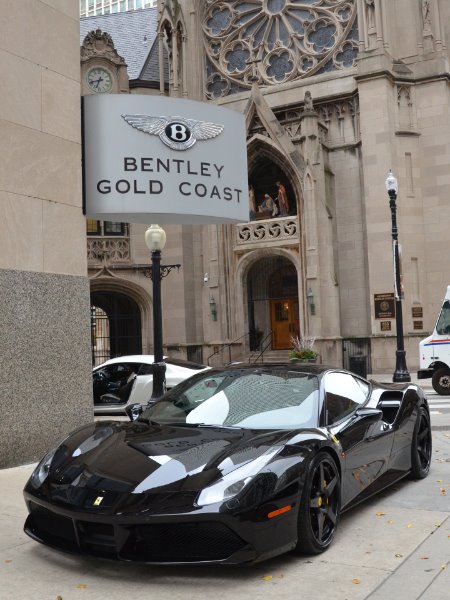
[385,171,411,383]
[144,224,180,401]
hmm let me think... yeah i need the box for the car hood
[35,421,295,511]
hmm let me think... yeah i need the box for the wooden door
[270,299,299,349]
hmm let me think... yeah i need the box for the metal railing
[249,331,273,364]
[206,333,250,366]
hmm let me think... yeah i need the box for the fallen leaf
[395,553,403,558]
[436,479,443,483]
[376,512,386,517]
[441,564,448,570]
[420,556,429,560]
[56,596,63,600]
[406,524,413,528]
[262,576,273,581]
[4,560,12,564]
[388,520,394,524]
[77,584,88,589]
[352,579,361,585]
[276,574,284,579]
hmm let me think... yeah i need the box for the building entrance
[247,256,299,351]
[270,298,299,350]
[90,291,142,366]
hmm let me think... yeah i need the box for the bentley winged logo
[121,114,224,151]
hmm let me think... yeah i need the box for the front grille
[121,521,246,562]
[78,521,116,557]
[27,503,246,563]
[28,503,77,550]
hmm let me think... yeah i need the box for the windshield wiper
[158,422,241,429]
[137,417,161,426]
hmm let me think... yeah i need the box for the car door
[324,372,394,508]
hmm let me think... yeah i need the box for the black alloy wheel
[295,451,340,554]
[431,368,450,395]
[409,406,432,479]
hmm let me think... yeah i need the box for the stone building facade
[83,0,450,379]
[1,2,93,467]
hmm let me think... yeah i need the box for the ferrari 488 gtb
[24,364,432,565]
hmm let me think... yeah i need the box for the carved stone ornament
[203,0,359,99]
[81,29,127,65]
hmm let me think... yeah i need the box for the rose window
[203,0,358,99]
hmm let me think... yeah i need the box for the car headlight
[30,447,58,489]
[197,447,280,506]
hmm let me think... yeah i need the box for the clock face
[86,67,113,93]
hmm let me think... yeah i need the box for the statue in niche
[422,0,432,33]
[248,185,256,221]
[365,0,376,30]
[258,193,277,217]
[304,90,314,112]
[276,181,289,216]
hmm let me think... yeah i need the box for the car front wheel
[294,451,341,555]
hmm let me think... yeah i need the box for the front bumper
[23,491,298,565]
[417,368,433,380]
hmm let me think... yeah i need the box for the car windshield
[140,369,320,429]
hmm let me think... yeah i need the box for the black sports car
[24,364,432,565]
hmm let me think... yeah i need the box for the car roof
[204,363,337,376]
[94,355,208,369]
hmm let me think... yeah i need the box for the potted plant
[289,335,318,362]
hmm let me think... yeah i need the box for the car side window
[324,372,369,425]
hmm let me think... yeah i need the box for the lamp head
[385,170,398,195]
[145,224,167,252]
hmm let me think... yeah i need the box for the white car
[93,355,210,414]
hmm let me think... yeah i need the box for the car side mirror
[125,403,143,421]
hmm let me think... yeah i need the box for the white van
[418,285,450,394]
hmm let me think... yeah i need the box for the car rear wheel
[431,367,450,395]
[409,406,432,479]
[294,452,340,555]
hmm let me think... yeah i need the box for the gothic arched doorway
[90,291,142,366]
[247,256,299,351]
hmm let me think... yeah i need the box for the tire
[431,368,450,395]
[294,451,340,555]
[409,406,432,479]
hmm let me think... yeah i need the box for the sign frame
[82,95,249,224]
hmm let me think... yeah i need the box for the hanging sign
[82,95,249,224]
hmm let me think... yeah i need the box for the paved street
[1,426,449,600]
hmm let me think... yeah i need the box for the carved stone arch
[247,135,304,218]
[90,276,151,313]
[234,248,307,352]
[89,276,153,354]
[236,247,302,283]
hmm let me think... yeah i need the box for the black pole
[151,249,166,399]
[388,189,411,383]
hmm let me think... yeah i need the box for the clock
[86,67,113,94]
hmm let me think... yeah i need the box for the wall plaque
[374,293,395,319]
[412,307,423,318]
[380,321,392,331]
[413,321,424,330]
